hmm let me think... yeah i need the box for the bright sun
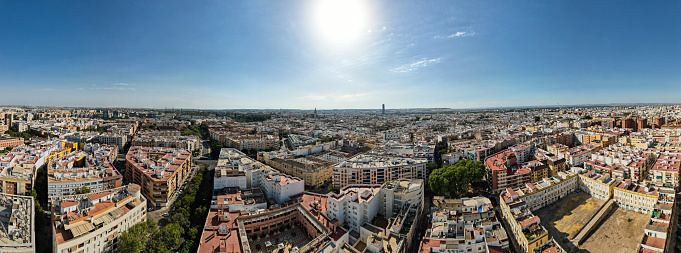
[311,0,370,46]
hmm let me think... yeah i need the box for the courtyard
[249,225,312,253]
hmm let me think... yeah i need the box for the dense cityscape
[3,0,681,252]
[0,105,678,253]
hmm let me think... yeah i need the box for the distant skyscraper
[382,104,385,115]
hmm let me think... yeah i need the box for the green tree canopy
[428,160,485,197]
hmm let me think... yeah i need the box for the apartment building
[332,154,427,189]
[560,144,600,167]
[419,196,509,253]
[534,149,568,177]
[0,193,34,253]
[125,146,191,207]
[131,130,200,152]
[198,192,349,253]
[325,179,424,252]
[97,133,127,152]
[546,143,568,158]
[209,187,267,213]
[648,153,681,188]
[378,179,423,219]
[51,184,147,253]
[209,131,280,151]
[326,184,381,232]
[48,145,122,196]
[612,180,671,215]
[0,140,67,195]
[637,189,676,253]
[578,169,616,201]
[268,156,333,188]
[514,171,579,211]
[213,148,304,203]
[499,188,549,253]
[263,173,304,203]
[485,149,531,193]
[0,137,23,149]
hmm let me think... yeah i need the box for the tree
[534,116,540,122]
[116,219,156,253]
[428,160,485,197]
[74,186,91,194]
[159,223,183,249]
[426,162,438,176]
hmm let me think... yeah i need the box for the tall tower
[314,108,318,118]
[382,104,385,115]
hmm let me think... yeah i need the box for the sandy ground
[579,207,649,253]
[534,191,605,243]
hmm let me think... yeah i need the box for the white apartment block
[326,185,381,233]
[263,173,304,203]
[52,184,147,253]
[378,179,423,219]
[332,154,427,189]
[515,171,579,211]
[213,148,304,204]
[97,134,127,151]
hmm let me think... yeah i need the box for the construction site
[535,191,650,253]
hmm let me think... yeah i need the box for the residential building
[210,187,267,213]
[578,169,616,201]
[125,146,191,207]
[51,184,147,253]
[47,144,122,196]
[131,130,200,152]
[514,171,580,211]
[0,137,22,149]
[267,156,334,188]
[648,153,681,188]
[332,154,427,189]
[499,188,549,253]
[0,140,67,195]
[97,134,127,152]
[263,173,304,203]
[560,144,600,167]
[419,196,509,253]
[485,149,531,193]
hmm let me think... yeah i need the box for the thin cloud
[447,31,475,38]
[434,31,476,39]
[390,58,442,73]
[89,83,136,91]
[337,93,367,101]
[304,95,328,101]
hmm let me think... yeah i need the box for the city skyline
[2,0,681,109]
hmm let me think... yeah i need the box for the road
[146,157,217,228]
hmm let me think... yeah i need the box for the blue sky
[1,1,680,109]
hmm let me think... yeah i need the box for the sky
[1,1,680,109]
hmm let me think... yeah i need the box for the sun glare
[311,0,370,46]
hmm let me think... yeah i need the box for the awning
[69,222,95,238]
[108,208,123,218]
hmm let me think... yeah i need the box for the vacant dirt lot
[534,191,605,241]
[579,207,649,253]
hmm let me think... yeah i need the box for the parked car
[163,213,169,217]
